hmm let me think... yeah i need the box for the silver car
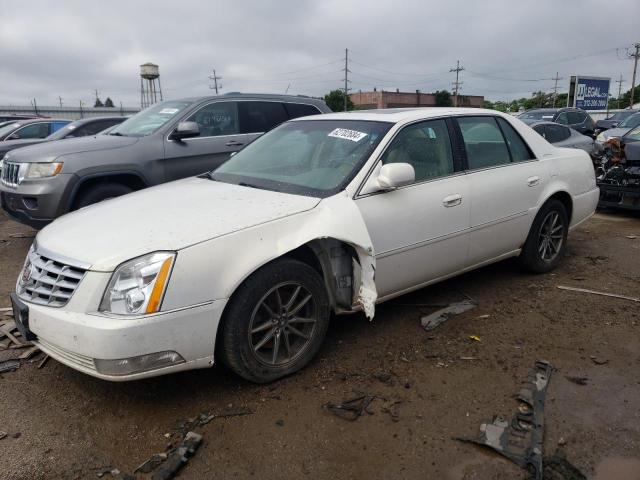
[530,121,594,153]
[595,112,640,154]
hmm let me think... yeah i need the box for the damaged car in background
[10,108,598,383]
[596,125,640,211]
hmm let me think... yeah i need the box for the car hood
[596,120,617,129]
[0,138,47,155]
[4,134,139,163]
[35,177,321,271]
[599,127,629,141]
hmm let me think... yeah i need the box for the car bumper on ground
[26,298,227,381]
[0,173,74,228]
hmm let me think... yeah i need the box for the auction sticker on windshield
[328,128,368,142]
[159,108,180,115]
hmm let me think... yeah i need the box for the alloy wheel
[538,211,564,261]
[248,282,318,367]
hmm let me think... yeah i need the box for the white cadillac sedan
[11,108,598,383]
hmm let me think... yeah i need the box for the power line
[450,60,464,107]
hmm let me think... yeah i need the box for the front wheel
[518,199,569,273]
[219,258,330,383]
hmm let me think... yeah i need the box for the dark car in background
[595,109,638,134]
[0,93,330,227]
[0,116,126,158]
[0,114,42,123]
[518,107,596,137]
[529,121,593,153]
[0,118,71,141]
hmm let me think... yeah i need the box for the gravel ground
[1,209,639,480]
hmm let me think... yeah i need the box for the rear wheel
[72,183,132,210]
[219,258,330,383]
[519,199,568,273]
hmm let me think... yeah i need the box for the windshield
[519,111,554,120]
[47,122,79,140]
[619,113,640,129]
[0,122,21,137]
[212,119,392,197]
[624,126,640,142]
[108,100,193,137]
[608,111,635,121]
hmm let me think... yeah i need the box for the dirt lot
[1,209,639,480]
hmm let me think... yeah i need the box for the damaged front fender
[162,191,377,318]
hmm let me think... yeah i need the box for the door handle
[225,140,244,147]
[527,176,540,187]
[442,194,462,207]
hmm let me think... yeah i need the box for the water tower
[140,63,163,108]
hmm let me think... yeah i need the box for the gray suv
[0,94,330,227]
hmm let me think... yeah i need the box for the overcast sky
[1,0,638,108]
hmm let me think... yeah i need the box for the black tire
[519,199,569,273]
[219,258,330,383]
[73,183,133,210]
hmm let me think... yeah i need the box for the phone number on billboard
[580,99,608,108]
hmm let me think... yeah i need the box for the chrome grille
[17,250,86,307]
[1,161,22,188]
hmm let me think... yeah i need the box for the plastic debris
[0,359,20,374]
[457,360,553,480]
[565,376,588,386]
[420,299,477,331]
[468,335,481,342]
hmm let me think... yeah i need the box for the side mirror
[170,121,200,141]
[377,163,415,190]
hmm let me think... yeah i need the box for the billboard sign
[568,76,611,110]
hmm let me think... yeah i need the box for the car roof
[290,107,505,123]
[173,93,327,105]
[4,118,73,126]
[70,116,127,125]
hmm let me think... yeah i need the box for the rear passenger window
[381,119,454,182]
[239,102,288,133]
[284,103,321,119]
[457,117,511,169]
[567,111,585,125]
[545,124,571,143]
[14,123,50,139]
[496,117,534,161]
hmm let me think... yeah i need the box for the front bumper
[27,298,227,381]
[0,173,74,228]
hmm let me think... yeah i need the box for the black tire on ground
[219,258,330,383]
[72,183,133,210]
[518,199,569,273]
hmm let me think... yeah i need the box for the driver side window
[556,112,569,125]
[186,102,239,138]
[381,119,454,183]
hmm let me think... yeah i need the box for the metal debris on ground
[468,335,481,342]
[133,453,168,474]
[557,285,640,303]
[590,356,608,366]
[564,376,588,386]
[457,360,553,480]
[151,431,202,480]
[626,235,637,239]
[37,355,50,369]
[9,232,36,238]
[0,431,7,440]
[325,393,379,421]
[420,299,477,331]
[183,407,253,430]
[0,359,21,374]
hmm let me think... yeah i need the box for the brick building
[349,89,484,109]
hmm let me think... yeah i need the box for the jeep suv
[518,107,596,137]
[0,94,330,227]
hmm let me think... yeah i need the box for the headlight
[596,133,605,142]
[24,162,63,179]
[99,252,175,316]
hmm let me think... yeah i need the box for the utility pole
[450,60,464,107]
[94,89,100,103]
[31,98,38,115]
[58,96,63,108]
[209,69,222,94]
[79,100,84,118]
[551,72,563,107]
[342,48,351,111]
[628,43,640,108]
[616,74,624,109]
